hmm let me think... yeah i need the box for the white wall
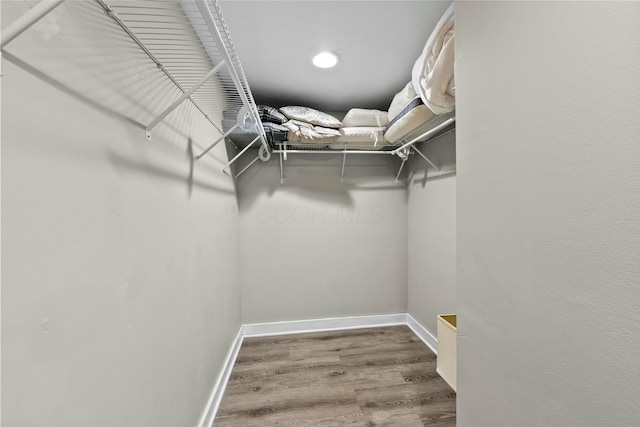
[456,2,640,426]
[237,155,408,323]
[407,133,456,336]
[1,2,241,426]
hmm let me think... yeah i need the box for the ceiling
[218,0,452,113]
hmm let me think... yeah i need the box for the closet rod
[273,150,393,155]
[422,127,455,145]
[391,117,455,155]
[95,0,223,135]
[1,0,65,49]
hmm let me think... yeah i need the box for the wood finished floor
[214,325,456,426]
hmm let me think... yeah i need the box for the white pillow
[280,106,342,129]
[342,109,389,127]
[384,98,434,144]
[388,82,417,122]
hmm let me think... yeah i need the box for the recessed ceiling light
[312,51,339,68]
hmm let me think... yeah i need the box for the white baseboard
[241,313,408,337]
[406,313,438,355]
[197,328,244,427]
[200,313,438,426]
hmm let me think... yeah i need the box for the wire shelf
[2,0,451,182]
[270,112,456,183]
[99,0,268,155]
[272,112,455,154]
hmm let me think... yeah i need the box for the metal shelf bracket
[340,152,347,183]
[279,151,284,184]
[196,123,239,160]
[146,61,226,140]
[395,158,408,182]
[222,135,260,172]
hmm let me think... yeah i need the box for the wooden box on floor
[437,314,457,391]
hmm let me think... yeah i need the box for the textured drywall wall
[236,155,408,323]
[456,2,640,425]
[1,2,241,426]
[407,133,456,337]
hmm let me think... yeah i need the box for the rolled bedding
[281,120,341,147]
[412,3,455,114]
[280,106,343,129]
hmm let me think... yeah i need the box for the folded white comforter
[412,3,455,114]
[329,128,389,150]
[282,120,340,146]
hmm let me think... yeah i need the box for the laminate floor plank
[400,363,441,384]
[234,344,290,364]
[366,411,424,426]
[216,385,359,423]
[225,365,407,396]
[215,403,366,427]
[214,326,456,426]
[355,381,456,409]
[288,334,423,360]
[230,355,341,377]
[356,382,456,426]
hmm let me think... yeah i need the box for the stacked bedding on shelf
[278,106,342,148]
[222,105,391,150]
[384,2,455,145]
[222,3,455,151]
[329,108,389,150]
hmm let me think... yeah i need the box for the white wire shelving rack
[2,0,454,182]
[1,0,269,178]
[270,112,456,184]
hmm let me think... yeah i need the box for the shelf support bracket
[146,61,225,140]
[1,0,65,49]
[395,158,407,182]
[196,123,239,160]
[340,152,347,183]
[279,151,284,184]
[222,135,260,172]
[235,155,260,179]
